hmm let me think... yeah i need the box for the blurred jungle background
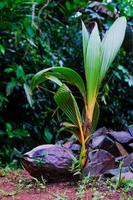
[0,0,133,168]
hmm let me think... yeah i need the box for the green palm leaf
[54,84,82,126]
[100,17,127,83]
[54,84,84,142]
[57,123,80,140]
[82,20,89,65]
[30,67,86,99]
[83,23,101,119]
[82,17,127,122]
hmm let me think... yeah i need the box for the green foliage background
[0,0,133,167]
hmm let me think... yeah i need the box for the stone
[113,172,133,180]
[21,144,75,182]
[70,144,81,153]
[128,127,133,137]
[92,135,121,157]
[104,167,129,177]
[129,143,133,148]
[115,153,133,167]
[115,142,128,156]
[92,127,109,138]
[63,136,77,149]
[92,135,106,148]
[120,172,133,180]
[55,140,64,146]
[109,131,133,143]
[83,149,115,176]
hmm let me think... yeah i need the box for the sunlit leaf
[24,84,32,107]
[16,65,25,80]
[82,20,89,65]
[83,23,101,120]
[0,44,5,55]
[100,17,127,83]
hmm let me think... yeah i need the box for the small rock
[92,127,109,138]
[92,135,121,157]
[115,153,133,167]
[70,144,81,153]
[121,172,133,180]
[112,172,133,180]
[63,136,77,149]
[109,131,133,143]
[55,140,64,146]
[92,135,105,148]
[129,143,133,148]
[128,127,133,137]
[104,167,129,177]
[83,150,115,176]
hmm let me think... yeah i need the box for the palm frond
[83,23,101,119]
[54,84,84,143]
[82,17,127,122]
[54,84,82,126]
[57,124,80,141]
[30,67,86,99]
[82,20,89,65]
[100,17,127,83]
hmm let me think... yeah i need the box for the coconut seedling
[29,17,127,167]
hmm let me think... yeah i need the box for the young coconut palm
[29,17,127,167]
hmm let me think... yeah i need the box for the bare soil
[0,169,132,200]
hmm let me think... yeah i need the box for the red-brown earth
[0,169,132,200]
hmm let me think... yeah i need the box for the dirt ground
[0,169,132,200]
